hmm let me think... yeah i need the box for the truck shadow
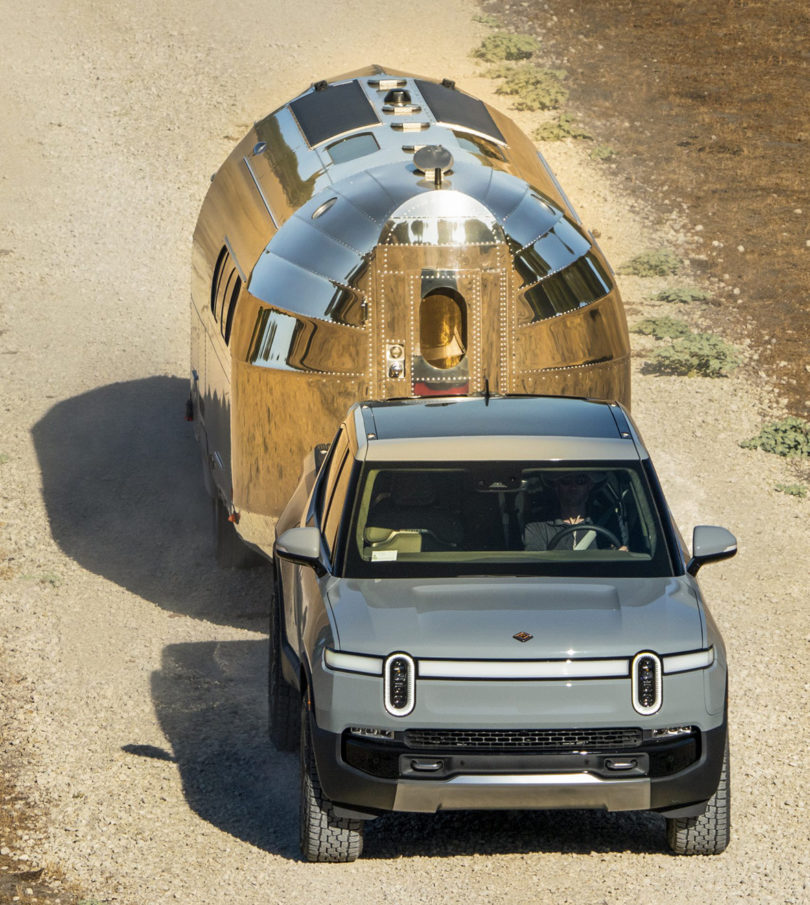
[31,376,270,628]
[150,641,666,860]
[365,805,665,858]
[146,640,299,858]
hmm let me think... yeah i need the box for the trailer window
[210,246,242,344]
[327,132,379,164]
[211,246,229,317]
[520,254,612,322]
[222,274,241,344]
[419,288,467,369]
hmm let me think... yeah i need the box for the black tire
[213,495,263,569]
[299,696,364,862]
[269,564,298,751]
[667,738,730,855]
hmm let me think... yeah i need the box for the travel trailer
[188,66,631,563]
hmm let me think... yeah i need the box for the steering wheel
[547,523,622,550]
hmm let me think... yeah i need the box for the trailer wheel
[269,565,298,751]
[212,495,262,569]
[300,696,364,862]
[666,738,730,855]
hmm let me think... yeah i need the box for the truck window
[322,448,353,559]
[313,428,349,526]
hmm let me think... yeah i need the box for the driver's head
[552,472,593,505]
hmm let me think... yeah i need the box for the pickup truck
[271,394,735,861]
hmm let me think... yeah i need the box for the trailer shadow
[32,376,270,628]
[150,640,667,860]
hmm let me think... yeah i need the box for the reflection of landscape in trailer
[189,66,631,554]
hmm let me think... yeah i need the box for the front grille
[403,727,642,751]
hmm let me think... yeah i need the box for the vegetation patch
[620,249,682,277]
[488,64,568,111]
[654,286,710,304]
[533,114,592,142]
[473,13,501,28]
[20,571,62,587]
[642,332,740,378]
[631,316,691,340]
[590,144,616,161]
[472,32,540,62]
[0,453,9,465]
[741,417,810,458]
[775,482,807,498]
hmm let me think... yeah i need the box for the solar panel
[290,81,379,147]
[415,79,505,143]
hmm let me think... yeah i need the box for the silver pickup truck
[271,395,735,861]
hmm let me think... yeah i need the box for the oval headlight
[632,651,662,715]
[384,653,415,717]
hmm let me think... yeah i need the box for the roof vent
[384,88,412,106]
[413,145,454,187]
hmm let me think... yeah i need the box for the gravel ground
[1,1,808,904]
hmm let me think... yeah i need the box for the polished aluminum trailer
[189,65,631,558]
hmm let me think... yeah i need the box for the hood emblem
[513,631,533,643]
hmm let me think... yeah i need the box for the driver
[523,472,625,551]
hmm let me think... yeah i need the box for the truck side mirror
[687,525,737,576]
[275,526,326,576]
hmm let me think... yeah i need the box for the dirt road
[1,2,808,903]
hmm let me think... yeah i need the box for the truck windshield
[343,461,675,578]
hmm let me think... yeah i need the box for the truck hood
[326,576,704,660]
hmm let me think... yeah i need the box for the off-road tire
[213,495,262,569]
[299,698,364,862]
[667,739,730,855]
[268,564,298,751]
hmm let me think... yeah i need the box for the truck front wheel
[299,697,364,862]
[666,738,730,855]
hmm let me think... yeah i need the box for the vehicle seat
[366,473,462,550]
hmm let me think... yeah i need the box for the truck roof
[353,396,645,463]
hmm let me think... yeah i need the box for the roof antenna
[484,377,491,405]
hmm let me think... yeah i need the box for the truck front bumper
[310,717,727,819]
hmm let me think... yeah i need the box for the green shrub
[472,32,540,62]
[631,316,691,340]
[473,13,501,27]
[775,482,807,498]
[533,114,592,141]
[642,332,740,377]
[590,144,616,161]
[489,64,568,110]
[619,249,682,277]
[654,286,710,304]
[741,417,810,458]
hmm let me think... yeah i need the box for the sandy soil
[0,2,808,904]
